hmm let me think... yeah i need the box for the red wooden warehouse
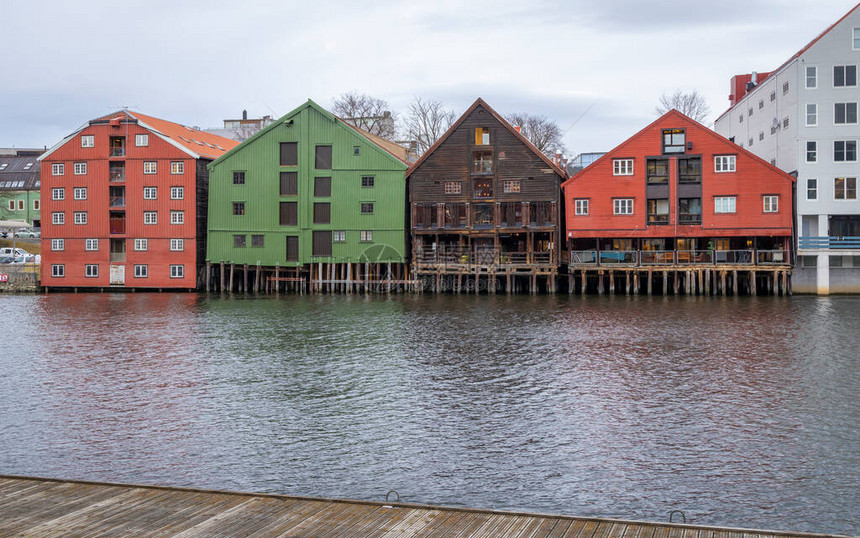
[562,110,795,295]
[38,111,238,290]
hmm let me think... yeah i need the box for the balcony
[110,196,126,208]
[799,236,860,249]
[109,147,126,157]
[678,214,702,225]
[110,215,126,234]
[414,246,554,268]
[110,166,125,182]
[570,249,789,268]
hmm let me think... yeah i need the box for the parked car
[0,248,30,258]
[13,228,40,238]
[0,256,26,265]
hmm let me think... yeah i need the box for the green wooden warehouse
[205,99,412,292]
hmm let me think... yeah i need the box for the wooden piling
[229,263,235,293]
[205,261,211,293]
[220,261,225,293]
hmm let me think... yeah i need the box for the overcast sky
[2,0,856,157]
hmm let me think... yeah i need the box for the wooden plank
[515,516,562,538]
[0,483,125,534]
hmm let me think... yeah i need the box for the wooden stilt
[609,271,615,295]
[732,270,738,296]
[220,261,225,293]
[625,272,630,295]
[720,270,726,296]
[568,274,573,294]
[598,271,605,295]
[663,270,668,296]
[751,270,757,296]
[205,261,211,293]
[581,270,586,295]
[507,272,512,294]
[698,270,704,295]
[647,270,652,296]
[673,271,679,295]
[254,264,261,293]
[634,272,640,295]
[229,263,235,293]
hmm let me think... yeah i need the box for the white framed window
[7,200,14,211]
[33,200,39,210]
[16,200,23,210]
[758,99,764,110]
[135,134,149,147]
[52,188,64,200]
[51,239,64,251]
[613,198,633,215]
[51,163,64,176]
[134,265,148,278]
[806,66,817,89]
[333,231,346,242]
[806,104,818,126]
[834,140,857,162]
[835,102,858,124]
[73,162,87,175]
[763,195,779,212]
[503,180,521,193]
[783,117,789,129]
[833,65,857,87]
[73,187,87,200]
[170,265,184,278]
[144,211,157,224]
[81,135,95,148]
[170,238,184,251]
[170,211,184,224]
[759,131,764,141]
[170,161,184,174]
[143,186,157,200]
[807,179,818,200]
[835,177,857,199]
[85,238,99,251]
[714,155,736,172]
[714,196,736,213]
[770,91,776,102]
[74,211,87,224]
[613,159,633,176]
[782,82,789,95]
[134,238,148,251]
[444,181,461,194]
[85,264,98,278]
[574,199,589,215]
[170,186,184,200]
[807,141,818,163]
[143,161,157,174]
[52,212,64,225]
[854,28,860,50]
[360,230,373,242]
[51,264,64,278]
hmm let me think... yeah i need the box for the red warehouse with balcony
[561,110,795,295]
[38,111,238,290]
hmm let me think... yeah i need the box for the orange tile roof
[129,111,239,159]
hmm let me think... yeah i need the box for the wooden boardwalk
[0,475,848,537]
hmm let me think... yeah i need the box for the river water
[0,293,857,534]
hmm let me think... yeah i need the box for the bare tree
[655,90,711,122]
[403,97,457,155]
[506,113,567,157]
[332,91,397,140]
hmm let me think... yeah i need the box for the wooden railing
[415,247,554,267]
[570,249,789,267]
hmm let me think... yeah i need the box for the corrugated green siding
[207,101,407,267]
[0,190,41,227]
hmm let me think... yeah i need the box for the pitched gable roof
[405,98,567,178]
[343,122,411,165]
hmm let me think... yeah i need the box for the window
[51,239,64,251]
[313,202,331,224]
[143,187,157,200]
[782,82,789,95]
[646,159,668,184]
[85,265,98,278]
[763,195,779,212]
[232,202,245,216]
[81,135,94,147]
[170,211,184,224]
[360,230,373,242]
[503,180,521,193]
[170,265,184,278]
[8,200,14,211]
[280,202,298,226]
[144,211,157,224]
[613,198,633,215]
[834,141,857,162]
[771,125,777,135]
[473,178,492,198]
[835,177,858,199]
[807,141,818,163]
[51,265,64,278]
[170,161,184,174]
[715,155,736,172]
[353,146,360,156]
[170,238,184,251]
[758,99,764,110]
[85,238,98,251]
[251,235,264,247]
[807,179,818,200]
[806,104,817,126]
[835,102,858,124]
[662,129,685,154]
[134,239,148,251]
[678,198,702,224]
[286,236,299,262]
[233,235,246,248]
[134,265,148,278]
[314,176,332,197]
[739,115,743,124]
[783,117,789,129]
[770,91,776,102]
[613,159,633,175]
[52,188,64,200]
[647,199,669,224]
[749,138,754,147]
[475,127,490,145]
[170,186,184,200]
[361,176,375,188]
[678,158,701,183]
[33,200,39,210]
[17,200,23,210]
[748,107,753,117]
[73,162,86,175]
[855,27,860,50]
[361,202,374,214]
[74,187,87,200]
[472,150,493,173]
[52,212,64,225]
[52,163,64,176]
[759,131,765,141]
[312,230,332,257]
[74,212,87,225]
[333,231,346,242]
[279,172,297,196]
[135,134,149,147]
[280,142,298,166]
[834,65,857,87]
[143,161,157,174]
[444,181,462,194]
[315,145,332,169]
[806,66,817,88]
[233,171,245,185]
[714,196,736,213]
[574,199,589,216]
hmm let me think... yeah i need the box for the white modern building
[715,4,860,294]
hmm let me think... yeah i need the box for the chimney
[242,109,248,120]
[514,125,521,133]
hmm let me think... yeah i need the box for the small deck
[0,475,847,537]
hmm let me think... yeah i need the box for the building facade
[564,110,794,295]
[0,149,43,228]
[38,111,237,289]
[408,98,567,293]
[714,5,860,294]
[206,99,409,292]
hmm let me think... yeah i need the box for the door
[110,265,125,285]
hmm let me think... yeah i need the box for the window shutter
[280,172,297,195]
[313,230,332,257]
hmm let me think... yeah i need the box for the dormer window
[662,129,685,154]
[474,127,490,145]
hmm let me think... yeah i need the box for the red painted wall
[562,110,794,242]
